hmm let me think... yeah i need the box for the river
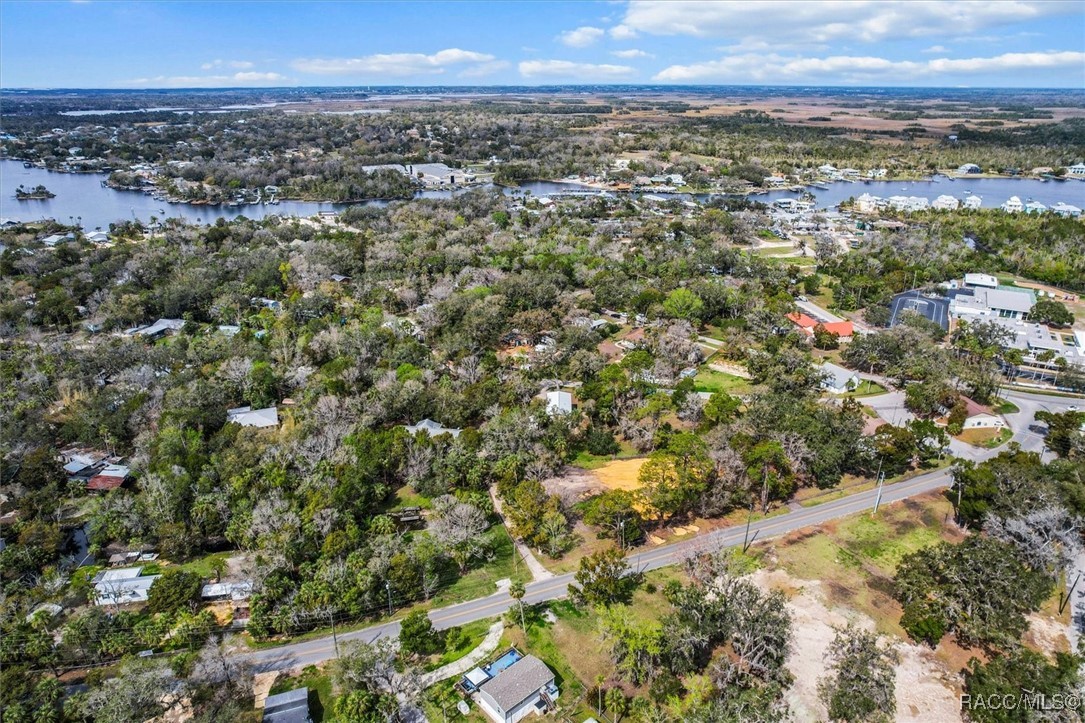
[1,159,1081,231]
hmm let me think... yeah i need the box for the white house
[963,412,1006,430]
[545,391,573,416]
[855,193,881,213]
[226,405,279,428]
[1001,196,1024,213]
[962,195,983,210]
[85,231,110,243]
[1067,162,1085,177]
[820,362,859,395]
[957,163,982,174]
[1052,202,1082,217]
[476,655,558,723]
[817,164,838,175]
[404,418,462,438]
[1024,201,1047,214]
[126,318,185,340]
[931,195,960,210]
[93,567,160,606]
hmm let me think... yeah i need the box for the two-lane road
[246,466,954,672]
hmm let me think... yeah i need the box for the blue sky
[2,1,1083,88]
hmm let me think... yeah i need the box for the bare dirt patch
[751,569,963,722]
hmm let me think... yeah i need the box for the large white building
[949,285,1036,320]
[931,195,960,210]
[1001,196,1024,213]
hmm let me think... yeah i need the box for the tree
[894,536,1052,648]
[1035,410,1085,458]
[818,626,899,723]
[662,288,704,323]
[509,581,527,630]
[1029,299,1074,326]
[429,495,490,573]
[582,490,642,547]
[963,648,1082,723]
[399,609,441,656]
[812,324,840,350]
[605,687,629,722]
[572,548,635,607]
[146,569,202,615]
[74,658,176,723]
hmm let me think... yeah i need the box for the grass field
[842,379,887,397]
[763,492,961,638]
[694,367,754,395]
[571,440,641,470]
[958,426,1013,448]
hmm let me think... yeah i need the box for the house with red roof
[786,312,854,340]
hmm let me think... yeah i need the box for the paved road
[245,387,1083,673]
[246,465,955,672]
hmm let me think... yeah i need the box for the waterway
[1,159,1081,231]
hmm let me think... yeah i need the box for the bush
[398,609,441,656]
[146,570,201,615]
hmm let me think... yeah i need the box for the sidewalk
[420,621,505,688]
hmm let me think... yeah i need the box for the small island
[15,184,56,200]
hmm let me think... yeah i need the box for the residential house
[201,581,253,602]
[475,655,558,723]
[819,362,859,395]
[404,419,462,438]
[886,196,929,213]
[1067,163,1085,177]
[86,464,131,493]
[957,163,982,174]
[1000,196,1024,213]
[226,406,280,428]
[786,312,854,341]
[931,195,960,210]
[85,231,109,243]
[1024,201,1048,214]
[817,164,838,175]
[855,193,880,213]
[1052,202,1082,217]
[958,397,1006,430]
[262,688,311,723]
[962,195,983,210]
[93,567,160,606]
[125,318,185,340]
[545,391,573,416]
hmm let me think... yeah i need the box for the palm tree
[509,581,526,630]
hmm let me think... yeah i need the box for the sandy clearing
[593,457,647,492]
[751,568,962,723]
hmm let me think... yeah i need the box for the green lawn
[843,379,887,398]
[425,618,496,671]
[177,551,233,579]
[429,525,531,607]
[993,400,1020,414]
[571,440,640,470]
[389,485,433,510]
[694,367,753,395]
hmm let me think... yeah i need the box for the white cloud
[653,50,1085,84]
[519,59,636,80]
[292,49,497,76]
[201,59,255,71]
[622,1,1077,45]
[609,24,638,40]
[612,49,654,59]
[558,26,605,48]
[922,45,949,54]
[457,60,511,78]
[126,72,287,88]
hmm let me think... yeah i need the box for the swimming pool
[484,648,523,676]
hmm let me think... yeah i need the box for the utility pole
[742,502,758,553]
[328,608,340,658]
[872,470,886,514]
[1060,572,1081,616]
[618,519,625,552]
[385,581,393,617]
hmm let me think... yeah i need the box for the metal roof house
[545,391,573,416]
[226,406,280,428]
[819,362,859,395]
[474,654,558,723]
[404,418,462,438]
[93,567,160,606]
[262,688,311,723]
